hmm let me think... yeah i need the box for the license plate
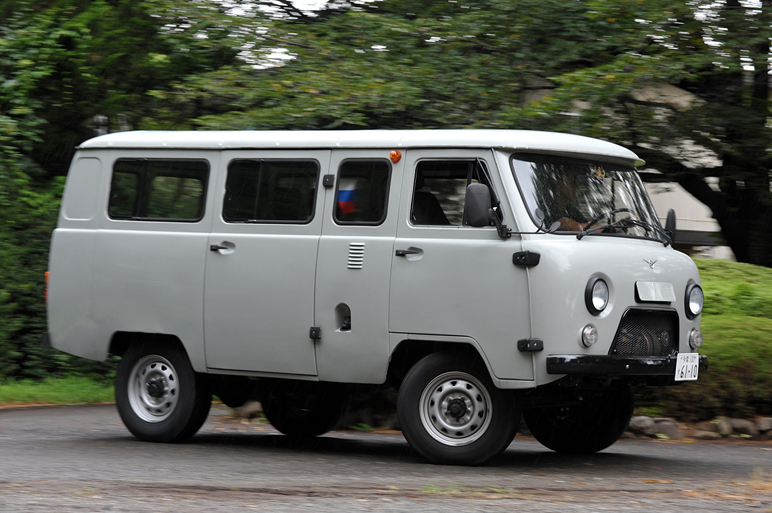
[674,353,699,381]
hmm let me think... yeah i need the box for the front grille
[610,309,679,357]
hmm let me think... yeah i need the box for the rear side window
[223,160,319,223]
[334,159,391,225]
[108,159,209,221]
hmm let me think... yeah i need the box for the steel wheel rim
[127,355,179,423]
[419,371,492,447]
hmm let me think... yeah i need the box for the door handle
[210,244,228,252]
[395,249,420,257]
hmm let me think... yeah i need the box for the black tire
[397,352,520,466]
[523,384,634,454]
[115,341,211,443]
[261,381,347,438]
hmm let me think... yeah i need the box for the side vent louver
[347,242,365,269]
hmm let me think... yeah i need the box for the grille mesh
[611,309,678,357]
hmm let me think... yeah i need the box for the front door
[389,149,534,381]
[204,150,330,376]
[313,150,402,383]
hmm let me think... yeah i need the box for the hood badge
[643,259,657,269]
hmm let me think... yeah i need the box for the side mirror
[464,183,492,227]
[665,208,676,243]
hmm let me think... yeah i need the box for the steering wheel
[586,208,637,229]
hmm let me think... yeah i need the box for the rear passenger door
[313,150,402,383]
[204,151,330,376]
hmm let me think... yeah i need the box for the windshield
[511,154,665,241]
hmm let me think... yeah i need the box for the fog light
[689,329,703,349]
[582,324,598,347]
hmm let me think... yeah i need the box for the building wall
[645,180,735,261]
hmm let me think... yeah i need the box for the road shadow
[136,429,679,472]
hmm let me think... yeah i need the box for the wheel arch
[387,337,495,390]
[109,332,189,362]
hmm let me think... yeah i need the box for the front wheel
[523,384,634,454]
[115,341,211,443]
[398,352,520,465]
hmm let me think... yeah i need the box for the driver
[551,165,630,232]
[552,168,590,231]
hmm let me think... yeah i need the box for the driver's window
[410,160,487,226]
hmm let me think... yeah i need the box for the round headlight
[585,278,609,315]
[685,283,704,319]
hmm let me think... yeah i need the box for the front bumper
[547,354,708,377]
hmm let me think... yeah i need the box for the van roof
[77,130,644,166]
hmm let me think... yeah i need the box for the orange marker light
[390,150,402,163]
[45,271,49,302]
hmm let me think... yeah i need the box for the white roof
[78,130,644,166]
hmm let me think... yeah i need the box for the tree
[147,0,772,265]
[526,0,772,266]
[0,0,241,378]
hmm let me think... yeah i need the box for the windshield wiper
[619,217,672,246]
[576,223,620,240]
[576,217,671,246]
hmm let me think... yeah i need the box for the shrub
[637,314,772,421]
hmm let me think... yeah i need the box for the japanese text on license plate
[674,353,699,381]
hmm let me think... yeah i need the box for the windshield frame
[510,152,666,243]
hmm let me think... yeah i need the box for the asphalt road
[1,404,771,512]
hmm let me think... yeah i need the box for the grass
[0,376,114,407]
[696,258,772,318]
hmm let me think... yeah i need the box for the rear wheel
[115,341,211,443]
[261,380,347,438]
[397,352,519,465]
[523,384,634,454]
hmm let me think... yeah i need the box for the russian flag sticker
[338,178,361,214]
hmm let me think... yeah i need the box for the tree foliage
[148,0,772,265]
[0,0,240,378]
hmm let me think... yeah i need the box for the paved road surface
[1,404,771,512]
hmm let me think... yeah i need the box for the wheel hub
[419,372,493,447]
[146,378,166,399]
[127,355,179,423]
[447,398,468,419]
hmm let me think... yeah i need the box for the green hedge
[638,314,772,420]
[636,259,772,421]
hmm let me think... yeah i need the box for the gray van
[44,130,705,465]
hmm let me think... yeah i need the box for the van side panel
[47,157,103,359]
[47,229,99,359]
[91,229,208,369]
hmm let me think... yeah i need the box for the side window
[223,160,318,223]
[334,159,391,225]
[411,160,490,226]
[108,159,208,221]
